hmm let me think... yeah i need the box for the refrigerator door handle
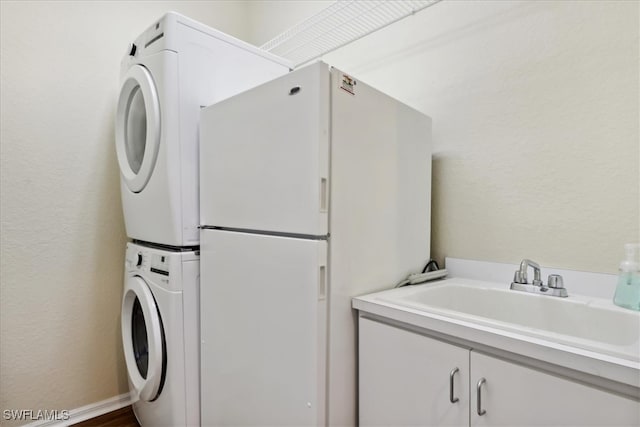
[320,178,328,212]
[319,265,327,300]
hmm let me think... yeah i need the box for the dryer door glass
[125,87,147,174]
[121,276,166,402]
[115,65,161,193]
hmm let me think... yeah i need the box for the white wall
[0,2,249,424]
[250,0,640,274]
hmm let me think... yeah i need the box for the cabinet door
[359,317,469,426]
[470,351,640,426]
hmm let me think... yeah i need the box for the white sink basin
[372,279,640,363]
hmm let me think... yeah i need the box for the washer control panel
[125,242,198,292]
[126,247,147,270]
[125,243,172,278]
[150,254,170,276]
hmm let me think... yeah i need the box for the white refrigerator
[199,62,432,426]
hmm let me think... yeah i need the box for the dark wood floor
[72,406,139,427]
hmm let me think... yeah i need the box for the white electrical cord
[395,269,448,288]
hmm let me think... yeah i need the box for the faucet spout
[515,259,542,286]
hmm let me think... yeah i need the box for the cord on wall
[261,0,443,68]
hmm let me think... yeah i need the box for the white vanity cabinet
[470,351,640,426]
[359,317,640,427]
[359,317,469,426]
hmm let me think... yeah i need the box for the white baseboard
[22,392,134,427]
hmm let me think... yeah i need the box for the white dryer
[121,242,199,426]
[115,12,291,247]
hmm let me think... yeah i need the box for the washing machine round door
[115,64,161,193]
[121,275,166,402]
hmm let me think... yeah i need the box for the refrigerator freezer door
[200,229,327,426]
[200,62,330,236]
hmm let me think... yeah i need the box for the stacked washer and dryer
[115,12,290,426]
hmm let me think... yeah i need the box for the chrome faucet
[513,259,543,287]
[510,259,568,297]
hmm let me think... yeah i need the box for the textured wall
[250,0,640,274]
[0,2,249,425]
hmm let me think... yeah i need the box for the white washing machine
[121,242,199,426]
[115,12,291,247]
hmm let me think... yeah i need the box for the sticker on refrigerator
[340,73,356,95]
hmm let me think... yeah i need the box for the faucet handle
[513,270,526,284]
[547,274,564,289]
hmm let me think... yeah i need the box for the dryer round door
[115,64,161,193]
[121,275,166,402]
